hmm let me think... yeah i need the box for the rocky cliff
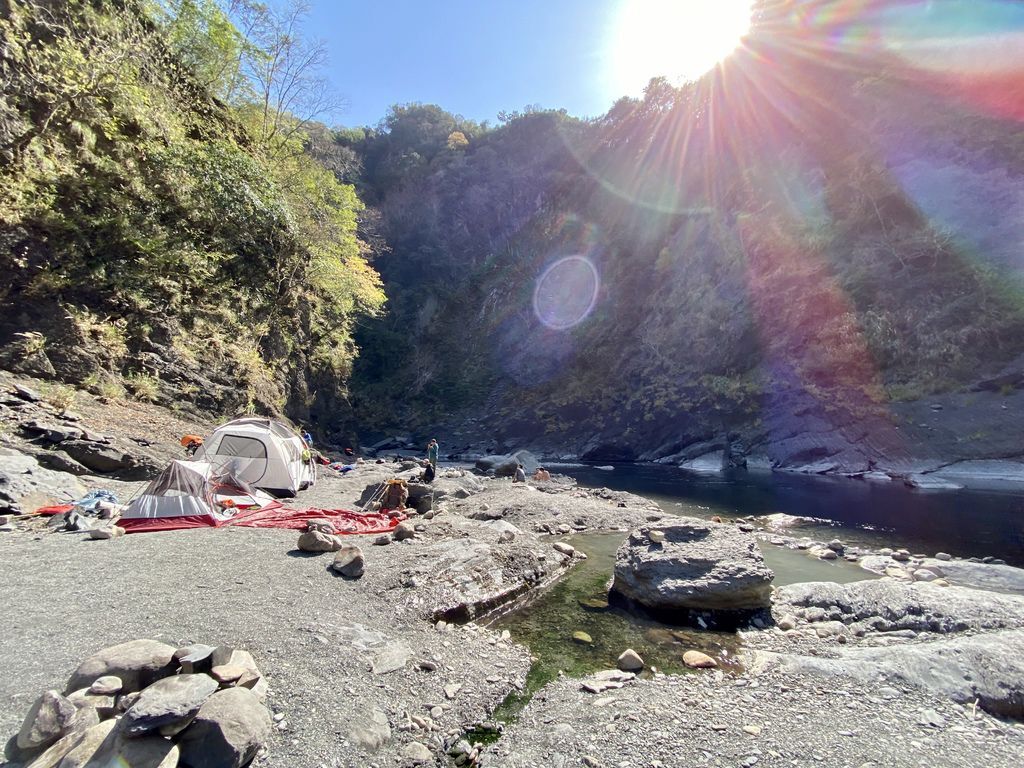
[344,1,1024,481]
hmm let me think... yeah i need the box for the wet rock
[122,673,219,736]
[682,650,718,669]
[17,690,76,750]
[617,649,644,672]
[891,549,911,562]
[552,542,575,556]
[935,552,952,561]
[611,518,773,612]
[572,631,593,644]
[175,688,272,768]
[65,640,177,696]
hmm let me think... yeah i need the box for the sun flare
[608,0,754,98]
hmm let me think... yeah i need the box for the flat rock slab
[371,644,413,675]
[773,579,1024,633]
[611,518,774,612]
[66,639,176,695]
[757,628,1024,718]
[122,674,219,736]
[17,690,76,750]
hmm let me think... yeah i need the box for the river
[485,463,1024,727]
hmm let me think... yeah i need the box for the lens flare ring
[533,255,601,331]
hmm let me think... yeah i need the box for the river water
[559,464,1024,566]
[486,464,1024,726]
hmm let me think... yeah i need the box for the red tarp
[226,504,404,534]
[117,502,405,535]
[119,514,224,534]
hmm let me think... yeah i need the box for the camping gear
[119,460,277,533]
[381,478,408,511]
[193,417,316,497]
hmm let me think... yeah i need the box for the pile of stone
[6,639,271,768]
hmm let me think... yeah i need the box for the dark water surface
[561,464,1024,567]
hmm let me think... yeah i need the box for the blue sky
[307,0,624,128]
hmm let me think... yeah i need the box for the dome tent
[194,417,316,497]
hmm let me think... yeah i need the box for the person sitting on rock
[421,462,436,484]
[513,463,527,483]
[532,466,551,482]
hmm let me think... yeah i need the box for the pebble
[742,725,762,736]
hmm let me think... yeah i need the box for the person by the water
[532,466,551,482]
[427,438,438,470]
[513,463,526,483]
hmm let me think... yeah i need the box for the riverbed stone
[17,690,76,750]
[297,529,343,552]
[122,673,219,736]
[16,708,99,768]
[65,639,176,694]
[330,545,365,578]
[46,718,117,768]
[683,650,718,669]
[349,706,391,751]
[572,631,593,644]
[611,519,774,612]
[176,688,271,768]
[617,649,644,672]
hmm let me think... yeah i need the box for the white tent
[194,417,316,497]
[120,459,277,532]
[121,460,225,530]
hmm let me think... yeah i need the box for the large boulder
[475,455,519,477]
[65,640,177,695]
[611,519,774,614]
[176,688,271,768]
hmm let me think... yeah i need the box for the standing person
[427,438,439,471]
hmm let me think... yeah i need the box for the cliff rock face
[345,2,1024,474]
[0,0,379,433]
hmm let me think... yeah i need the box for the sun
[607,0,754,98]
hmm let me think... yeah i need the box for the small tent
[194,417,316,497]
[120,460,277,533]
